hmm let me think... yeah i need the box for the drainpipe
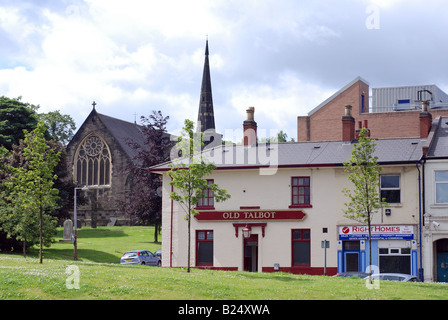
[416,161,424,282]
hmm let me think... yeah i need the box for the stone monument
[60,219,73,242]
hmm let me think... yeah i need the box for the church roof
[95,112,145,159]
[67,108,145,161]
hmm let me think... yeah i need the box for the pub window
[74,134,112,186]
[290,177,311,207]
[197,179,214,209]
[196,230,213,266]
[435,171,448,204]
[292,229,311,266]
[380,175,400,204]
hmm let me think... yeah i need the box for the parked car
[120,250,161,267]
[363,273,418,282]
[333,272,370,278]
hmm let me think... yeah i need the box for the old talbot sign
[195,210,306,221]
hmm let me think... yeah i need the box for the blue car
[120,250,161,267]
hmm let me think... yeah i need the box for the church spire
[197,39,215,133]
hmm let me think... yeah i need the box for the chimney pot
[246,106,255,121]
[243,107,257,146]
[344,105,352,117]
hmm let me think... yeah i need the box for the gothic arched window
[74,134,112,186]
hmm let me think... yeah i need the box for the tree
[342,128,388,282]
[40,110,76,145]
[167,119,230,272]
[116,111,171,241]
[0,96,39,150]
[1,121,60,263]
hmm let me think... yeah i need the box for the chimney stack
[342,105,355,142]
[243,106,257,146]
[419,100,432,138]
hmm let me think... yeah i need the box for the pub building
[151,106,424,276]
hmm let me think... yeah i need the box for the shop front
[337,225,418,276]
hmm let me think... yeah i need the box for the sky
[1,0,448,142]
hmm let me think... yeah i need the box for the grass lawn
[26,226,161,264]
[1,226,448,301]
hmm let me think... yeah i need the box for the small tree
[168,119,230,272]
[3,121,60,263]
[342,128,388,282]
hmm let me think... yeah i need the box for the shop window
[292,229,310,266]
[196,230,213,266]
[378,247,411,274]
[197,179,214,209]
[290,177,311,208]
[435,171,448,204]
[380,175,400,204]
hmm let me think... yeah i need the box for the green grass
[1,226,448,300]
[28,226,161,264]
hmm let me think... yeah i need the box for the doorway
[343,241,360,272]
[244,234,258,272]
[436,239,448,282]
[345,252,359,272]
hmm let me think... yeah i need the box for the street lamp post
[74,186,89,261]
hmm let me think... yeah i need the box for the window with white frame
[380,175,400,204]
[435,171,448,204]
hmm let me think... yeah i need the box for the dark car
[333,272,370,278]
[120,250,161,267]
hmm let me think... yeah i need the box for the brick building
[297,77,448,142]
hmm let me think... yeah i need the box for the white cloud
[0,0,447,137]
[228,72,334,139]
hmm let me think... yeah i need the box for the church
[66,40,217,227]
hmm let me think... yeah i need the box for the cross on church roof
[92,101,97,109]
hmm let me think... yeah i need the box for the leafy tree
[0,96,39,150]
[1,121,60,263]
[116,111,171,241]
[342,128,388,282]
[168,119,230,272]
[40,110,76,145]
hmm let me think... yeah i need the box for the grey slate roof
[151,137,425,171]
[96,112,144,159]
